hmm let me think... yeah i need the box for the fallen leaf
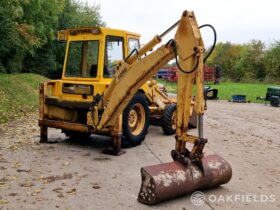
[52,187,63,193]
[19,182,34,187]
[32,189,41,196]
[8,176,17,181]
[17,169,32,173]
[34,189,41,193]
[91,182,101,189]
[36,197,44,201]
[66,188,76,194]
[0,157,7,163]
[0,199,9,204]
[42,173,73,183]
[57,193,63,198]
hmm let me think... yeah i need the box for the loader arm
[96,11,204,140]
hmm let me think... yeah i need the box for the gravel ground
[0,100,279,210]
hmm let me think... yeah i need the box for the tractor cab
[58,27,140,81]
[47,27,145,103]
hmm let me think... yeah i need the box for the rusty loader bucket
[138,154,232,205]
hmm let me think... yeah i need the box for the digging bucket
[138,154,232,204]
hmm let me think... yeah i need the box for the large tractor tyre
[63,130,91,139]
[270,98,280,107]
[122,93,150,147]
[161,103,177,135]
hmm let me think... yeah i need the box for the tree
[234,40,265,81]
[206,42,244,81]
[0,0,24,73]
[206,41,270,82]
[0,0,104,77]
[264,41,280,81]
[24,0,105,78]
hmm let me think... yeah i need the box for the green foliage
[234,40,265,81]
[0,73,48,123]
[0,0,23,73]
[206,40,279,82]
[264,41,280,81]
[0,0,104,77]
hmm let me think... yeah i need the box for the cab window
[104,36,124,78]
[65,40,99,78]
[128,38,140,53]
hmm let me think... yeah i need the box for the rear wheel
[161,103,177,135]
[271,98,280,107]
[122,93,150,146]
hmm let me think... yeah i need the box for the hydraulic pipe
[125,35,161,64]
[126,20,180,64]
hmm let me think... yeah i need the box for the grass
[158,79,279,103]
[0,74,278,124]
[0,73,48,124]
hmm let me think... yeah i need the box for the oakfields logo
[191,191,205,206]
[191,191,276,206]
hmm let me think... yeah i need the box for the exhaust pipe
[138,154,232,205]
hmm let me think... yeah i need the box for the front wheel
[122,93,150,146]
[161,103,197,135]
[161,103,177,135]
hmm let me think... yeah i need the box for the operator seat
[90,64,97,77]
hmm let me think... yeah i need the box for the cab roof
[57,27,140,41]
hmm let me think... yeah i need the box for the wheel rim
[128,103,146,136]
[171,111,177,130]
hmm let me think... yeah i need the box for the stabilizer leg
[40,126,48,143]
[103,115,126,156]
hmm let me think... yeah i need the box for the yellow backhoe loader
[39,22,197,148]
[39,10,232,204]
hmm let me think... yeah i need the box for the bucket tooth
[138,154,232,205]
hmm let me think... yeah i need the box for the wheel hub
[128,103,145,135]
[129,109,138,128]
[171,111,177,130]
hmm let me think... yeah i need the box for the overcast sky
[85,0,279,47]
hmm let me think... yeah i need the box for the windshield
[65,40,99,78]
[104,36,124,78]
[128,38,140,53]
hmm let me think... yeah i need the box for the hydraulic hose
[167,24,217,74]
[199,24,217,63]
